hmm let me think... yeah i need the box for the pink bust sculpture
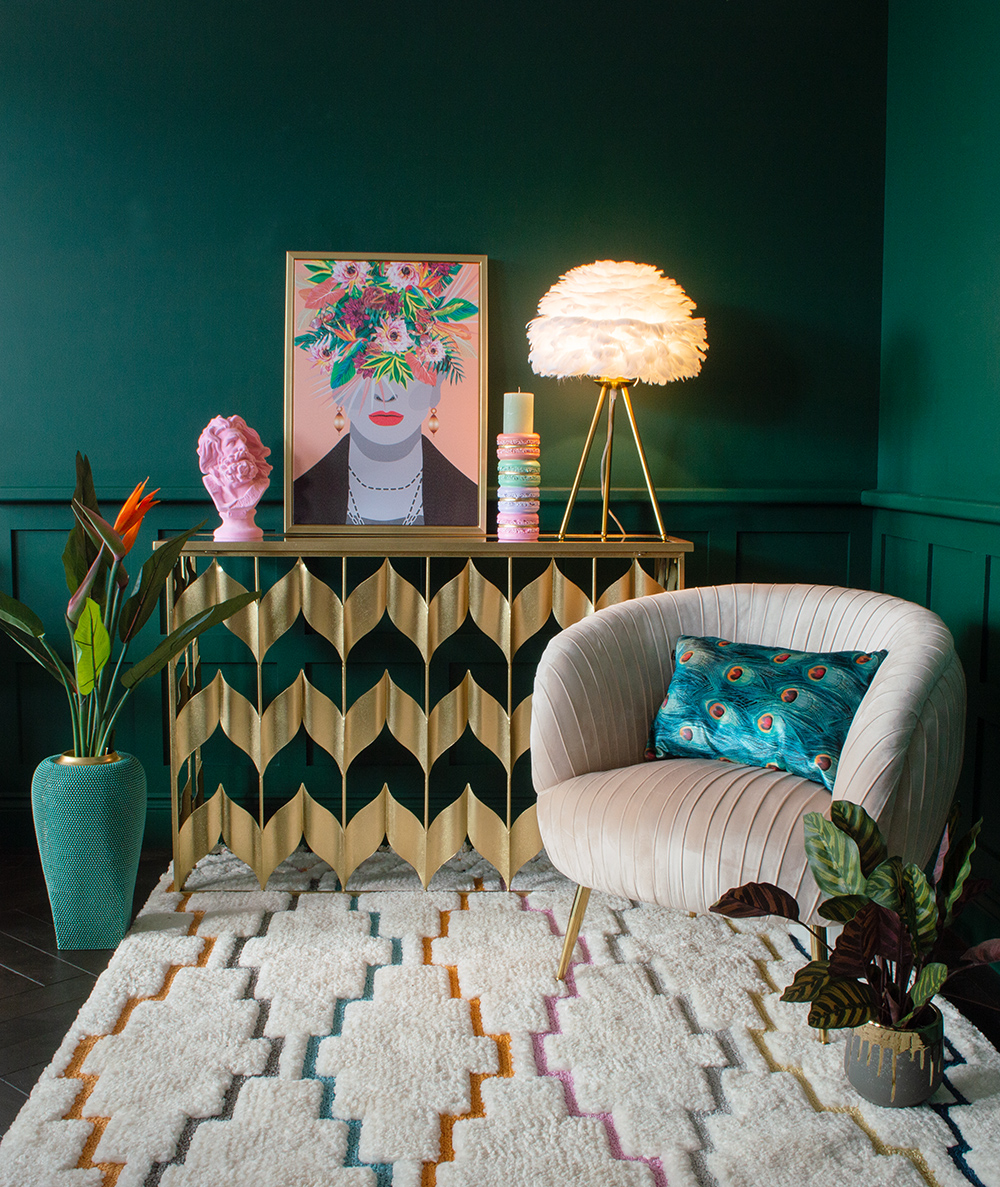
[197,415,272,541]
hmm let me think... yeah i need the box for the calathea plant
[0,453,259,758]
[711,800,1000,1030]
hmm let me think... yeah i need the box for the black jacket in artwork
[293,434,478,526]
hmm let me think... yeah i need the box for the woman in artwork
[292,259,479,527]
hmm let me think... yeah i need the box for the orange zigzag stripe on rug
[421,884,514,1187]
[61,894,216,1186]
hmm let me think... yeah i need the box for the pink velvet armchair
[530,583,966,978]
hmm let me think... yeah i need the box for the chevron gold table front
[165,538,690,890]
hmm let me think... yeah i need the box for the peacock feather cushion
[645,635,888,790]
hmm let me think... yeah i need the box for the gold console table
[166,536,691,890]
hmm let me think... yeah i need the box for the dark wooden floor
[0,848,997,1140]
[0,849,169,1134]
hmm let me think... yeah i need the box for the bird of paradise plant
[0,453,260,758]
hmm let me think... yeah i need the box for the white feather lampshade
[526,260,708,542]
[527,260,708,384]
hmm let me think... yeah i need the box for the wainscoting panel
[880,532,930,605]
[874,507,1000,933]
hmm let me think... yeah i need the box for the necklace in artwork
[347,467,423,525]
[348,466,421,493]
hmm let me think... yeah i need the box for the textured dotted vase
[844,1006,944,1107]
[31,751,147,950]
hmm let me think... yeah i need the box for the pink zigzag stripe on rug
[519,894,668,1187]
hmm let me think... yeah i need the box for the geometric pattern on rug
[0,844,998,1187]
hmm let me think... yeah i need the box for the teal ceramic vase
[31,751,147,949]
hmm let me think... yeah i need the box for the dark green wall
[1,1,886,498]
[1,2,889,847]
[874,0,1000,928]
[880,0,1000,503]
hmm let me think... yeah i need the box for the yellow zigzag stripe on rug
[733,923,939,1187]
[421,883,514,1187]
[60,895,216,1187]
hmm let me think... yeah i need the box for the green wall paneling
[873,506,1000,928]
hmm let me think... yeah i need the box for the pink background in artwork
[291,260,482,482]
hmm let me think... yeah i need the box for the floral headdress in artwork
[294,260,477,403]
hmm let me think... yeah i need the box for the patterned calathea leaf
[902,863,939,954]
[873,903,913,965]
[865,855,905,911]
[806,978,875,1029]
[954,876,991,916]
[803,812,865,898]
[818,894,868,923]
[939,819,982,928]
[828,903,880,979]
[962,938,1000,964]
[931,804,961,885]
[710,882,800,921]
[780,960,830,1004]
[830,800,888,877]
[900,962,948,1025]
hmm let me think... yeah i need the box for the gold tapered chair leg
[811,926,829,1044]
[557,885,592,980]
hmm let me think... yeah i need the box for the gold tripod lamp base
[557,378,668,542]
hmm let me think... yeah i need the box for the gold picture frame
[284,252,488,537]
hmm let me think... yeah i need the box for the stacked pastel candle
[497,391,540,541]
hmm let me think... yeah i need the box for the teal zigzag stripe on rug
[934,1039,990,1187]
[302,902,400,1187]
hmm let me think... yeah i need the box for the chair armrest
[531,595,679,791]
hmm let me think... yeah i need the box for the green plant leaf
[902,962,947,1023]
[818,894,868,923]
[73,598,111,695]
[780,960,830,1003]
[902,863,938,954]
[866,856,904,911]
[73,500,126,559]
[828,903,880,978]
[710,882,800,921]
[830,800,888,877]
[806,979,875,1029]
[119,590,261,688]
[803,812,865,897]
[62,452,106,602]
[118,522,208,644]
[0,588,45,637]
[0,618,67,685]
[939,819,982,928]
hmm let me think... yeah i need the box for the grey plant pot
[844,1006,944,1108]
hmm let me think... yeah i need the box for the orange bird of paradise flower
[114,479,160,555]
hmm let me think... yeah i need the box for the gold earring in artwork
[427,407,439,434]
[334,406,346,433]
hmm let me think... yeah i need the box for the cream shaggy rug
[0,845,998,1187]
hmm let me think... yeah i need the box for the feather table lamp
[527,260,708,540]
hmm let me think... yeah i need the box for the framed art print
[284,252,487,536]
